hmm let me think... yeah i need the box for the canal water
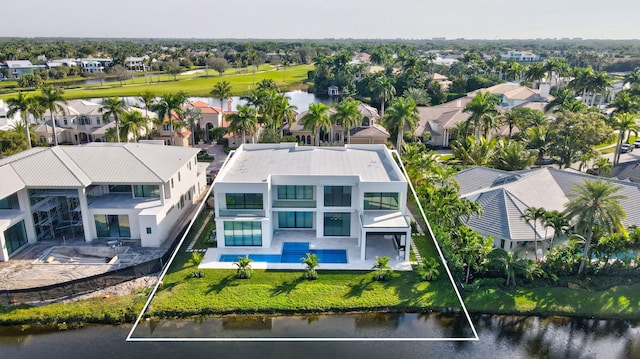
[1,314,638,359]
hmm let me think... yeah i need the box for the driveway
[194,143,228,173]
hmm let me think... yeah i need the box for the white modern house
[211,143,411,265]
[0,143,207,262]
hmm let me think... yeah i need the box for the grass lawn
[147,234,461,317]
[464,283,640,320]
[0,64,313,101]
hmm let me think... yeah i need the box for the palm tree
[492,139,535,171]
[524,63,546,87]
[499,109,524,138]
[543,210,569,251]
[37,85,66,146]
[372,256,392,281]
[371,76,396,118]
[489,248,529,287]
[526,125,556,167]
[210,80,232,129]
[418,257,441,281]
[227,104,258,145]
[100,97,127,143]
[301,103,331,146]
[608,91,640,116]
[273,93,297,137]
[301,253,319,280]
[451,136,496,166]
[7,92,34,148]
[611,113,639,165]
[564,179,627,274]
[119,110,148,142]
[521,207,546,260]
[383,97,419,155]
[403,87,431,106]
[184,107,202,146]
[331,98,361,144]
[152,92,188,146]
[463,91,500,139]
[137,90,156,120]
[235,256,253,279]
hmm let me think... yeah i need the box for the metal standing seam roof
[0,144,199,191]
[0,166,25,200]
[217,144,405,183]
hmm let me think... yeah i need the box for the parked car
[633,140,640,148]
[620,144,634,153]
[535,157,554,166]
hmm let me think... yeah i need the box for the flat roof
[361,211,410,228]
[217,144,405,183]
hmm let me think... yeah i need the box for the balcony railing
[272,200,316,208]
[219,209,266,217]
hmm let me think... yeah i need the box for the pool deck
[200,230,413,271]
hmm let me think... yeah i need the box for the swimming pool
[218,242,348,264]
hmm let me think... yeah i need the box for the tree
[521,207,546,260]
[184,107,202,146]
[418,257,441,281]
[524,62,546,87]
[152,92,188,146]
[137,90,156,120]
[301,103,331,146]
[608,91,640,115]
[372,256,392,281]
[526,125,555,167]
[564,179,627,274]
[331,98,361,144]
[492,139,535,171]
[451,136,496,166]
[37,85,66,146]
[208,57,229,76]
[463,91,500,139]
[7,92,34,149]
[18,73,43,89]
[120,110,148,142]
[301,253,319,280]
[109,64,129,87]
[371,76,396,118]
[403,87,431,106]
[235,256,253,279]
[611,113,639,165]
[489,248,530,288]
[100,97,127,143]
[383,97,419,155]
[164,59,182,80]
[210,80,233,130]
[543,210,569,251]
[227,104,258,145]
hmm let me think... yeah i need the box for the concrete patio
[200,230,413,271]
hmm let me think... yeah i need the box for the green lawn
[464,283,640,320]
[0,64,313,101]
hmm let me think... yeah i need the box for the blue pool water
[219,242,348,263]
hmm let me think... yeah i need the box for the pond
[1,314,638,358]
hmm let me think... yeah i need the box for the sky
[3,0,640,40]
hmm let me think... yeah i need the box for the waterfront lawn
[148,247,461,317]
[465,283,640,320]
[0,294,144,326]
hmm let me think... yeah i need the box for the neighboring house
[468,83,550,109]
[415,96,472,147]
[2,60,45,79]
[34,100,156,145]
[288,103,388,145]
[34,100,154,144]
[328,85,339,96]
[151,111,192,147]
[212,143,411,262]
[125,56,148,72]
[500,50,540,62]
[0,143,207,261]
[430,73,452,89]
[454,166,640,255]
[0,100,21,131]
[184,100,222,142]
[80,60,104,73]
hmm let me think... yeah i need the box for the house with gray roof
[455,166,640,256]
[0,143,206,261]
[2,60,45,79]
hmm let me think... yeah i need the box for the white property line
[127,149,478,341]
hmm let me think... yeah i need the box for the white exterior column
[77,188,93,242]
[0,233,8,262]
[360,228,367,260]
[17,189,36,243]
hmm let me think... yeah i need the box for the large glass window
[324,186,351,207]
[323,212,351,236]
[364,192,400,210]
[109,185,131,194]
[278,212,313,228]
[277,186,313,200]
[94,214,131,238]
[226,193,263,209]
[0,193,19,209]
[133,185,160,198]
[4,220,27,255]
[223,221,262,246]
